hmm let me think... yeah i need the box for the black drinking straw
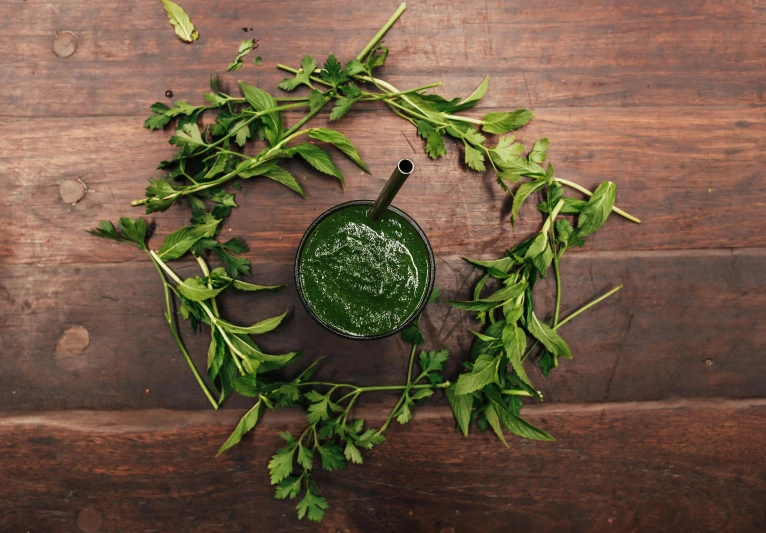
[368,159,414,221]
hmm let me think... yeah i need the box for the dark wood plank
[1,0,763,116]
[1,400,765,532]
[2,106,764,267]
[2,249,765,411]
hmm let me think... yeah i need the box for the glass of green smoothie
[295,160,435,340]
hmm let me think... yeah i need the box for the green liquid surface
[299,205,430,337]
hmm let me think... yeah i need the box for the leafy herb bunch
[90,2,640,523]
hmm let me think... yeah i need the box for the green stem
[520,285,624,364]
[196,256,220,321]
[552,251,562,326]
[555,285,623,330]
[554,178,641,224]
[147,251,218,409]
[379,342,418,433]
[356,2,408,60]
[501,389,534,397]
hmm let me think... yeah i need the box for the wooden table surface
[1,1,765,531]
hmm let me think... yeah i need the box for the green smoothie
[297,203,432,338]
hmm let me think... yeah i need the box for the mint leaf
[451,75,489,113]
[160,0,199,43]
[445,384,472,436]
[263,165,305,197]
[238,81,283,145]
[526,312,572,359]
[577,181,616,237]
[511,180,544,224]
[216,402,263,455]
[502,322,531,388]
[455,354,498,395]
[309,128,369,172]
[288,144,345,186]
[481,109,534,134]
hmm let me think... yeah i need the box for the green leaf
[343,441,363,465]
[253,56,262,66]
[297,445,314,470]
[425,131,447,159]
[464,256,514,272]
[230,278,284,292]
[329,96,359,121]
[317,443,346,471]
[529,138,548,164]
[481,109,534,134]
[296,490,328,522]
[455,355,498,395]
[238,81,283,146]
[144,110,172,130]
[308,90,326,111]
[364,45,389,70]
[226,333,300,366]
[485,404,509,448]
[577,181,616,237]
[491,136,526,162]
[418,349,449,374]
[288,144,344,185]
[177,277,224,302]
[395,401,412,424]
[511,180,544,224]
[279,55,316,91]
[227,39,255,71]
[263,166,305,197]
[170,122,205,148]
[344,58,366,76]
[217,309,288,335]
[309,128,369,172]
[526,312,572,359]
[464,143,486,171]
[157,215,221,261]
[320,54,348,87]
[524,232,548,260]
[410,388,434,401]
[451,75,489,113]
[555,219,586,248]
[216,402,262,455]
[88,219,145,248]
[485,387,554,441]
[496,155,545,178]
[401,324,425,345]
[502,322,531,388]
[429,286,441,303]
[448,281,527,312]
[160,0,199,43]
[275,476,302,499]
[268,446,297,484]
[356,428,385,449]
[445,384,473,436]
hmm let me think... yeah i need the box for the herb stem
[196,255,220,317]
[356,2,408,61]
[379,342,418,433]
[554,178,641,224]
[555,284,623,330]
[147,251,218,409]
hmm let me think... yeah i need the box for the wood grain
[1,0,763,117]
[1,400,764,532]
[2,249,765,411]
[2,106,764,267]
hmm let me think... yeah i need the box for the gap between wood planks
[1,397,764,433]
[0,103,763,121]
